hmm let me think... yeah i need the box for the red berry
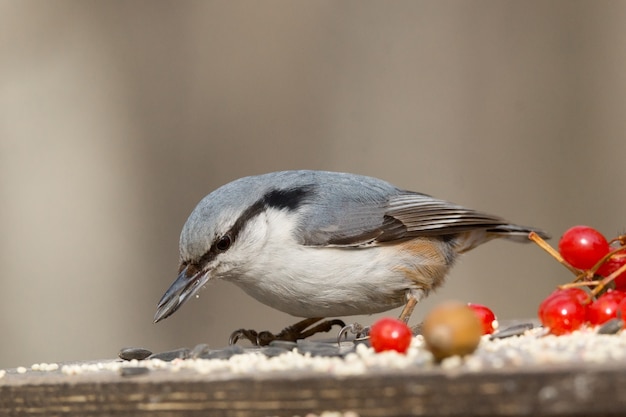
[467,303,498,335]
[618,297,626,321]
[612,255,626,286]
[538,288,589,335]
[598,252,626,290]
[538,288,588,321]
[558,226,610,270]
[588,290,626,325]
[369,317,413,353]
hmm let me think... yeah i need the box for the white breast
[221,209,450,318]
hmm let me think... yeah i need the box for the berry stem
[590,261,626,297]
[559,280,602,289]
[610,234,626,246]
[588,245,626,275]
[528,232,581,276]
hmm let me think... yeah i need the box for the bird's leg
[400,291,424,335]
[398,295,418,323]
[229,317,346,346]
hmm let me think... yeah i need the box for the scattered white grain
[0,370,6,379]
[6,325,626,379]
[464,355,483,372]
[16,367,27,374]
[31,362,59,372]
[440,355,463,369]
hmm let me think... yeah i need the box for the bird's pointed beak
[154,265,210,323]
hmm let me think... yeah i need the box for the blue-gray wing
[297,182,543,246]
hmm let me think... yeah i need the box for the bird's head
[153,173,314,323]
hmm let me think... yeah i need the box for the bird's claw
[229,328,259,345]
[229,318,346,346]
[337,323,370,344]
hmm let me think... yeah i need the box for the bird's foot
[229,317,346,346]
[337,322,371,343]
[337,320,423,344]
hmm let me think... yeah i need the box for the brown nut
[422,301,482,362]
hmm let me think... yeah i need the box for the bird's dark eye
[216,235,232,252]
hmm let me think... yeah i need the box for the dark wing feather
[289,171,548,247]
[370,192,513,242]
[302,190,544,247]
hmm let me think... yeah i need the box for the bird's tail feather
[454,224,549,254]
[486,224,551,243]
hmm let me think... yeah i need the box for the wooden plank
[1,362,625,417]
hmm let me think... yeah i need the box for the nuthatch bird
[154,170,549,345]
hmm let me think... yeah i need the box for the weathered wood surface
[1,361,625,417]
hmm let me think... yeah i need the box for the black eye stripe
[191,185,314,268]
[192,202,263,267]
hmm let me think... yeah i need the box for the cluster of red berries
[369,225,626,353]
[533,225,626,335]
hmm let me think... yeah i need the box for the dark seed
[490,323,534,340]
[199,351,229,360]
[223,344,246,356]
[597,318,624,335]
[296,340,352,357]
[148,348,190,361]
[190,344,211,359]
[268,340,298,350]
[259,346,290,357]
[119,366,150,377]
[118,347,153,361]
[199,345,246,360]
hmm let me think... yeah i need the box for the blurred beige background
[1,1,625,369]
